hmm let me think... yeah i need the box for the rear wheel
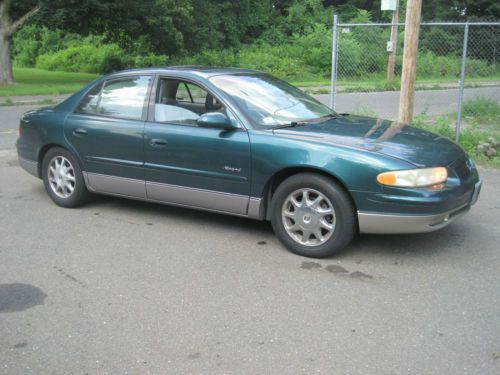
[270,173,356,258]
[42,147,89,208]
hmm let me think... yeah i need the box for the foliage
[133,53,169,68]
[12,26,81,67]
[36,44,130,74]
[6,0,500,82]
[463,97,500,123]
[412,106,500,167]
[13,25,170,74]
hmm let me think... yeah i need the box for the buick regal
[17,67,482,257]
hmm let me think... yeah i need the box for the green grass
[291,80,332,87]
[463,98,500,147]
[293,75,500,90]
[463,97,500,125]
[0,68,98,97]
[412,98,500,167]
[0,98,14,106]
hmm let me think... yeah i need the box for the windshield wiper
[320,113,340,119]
[272,121,306,130]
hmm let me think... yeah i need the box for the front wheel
[42,147,90,208]
[270,173,357,258]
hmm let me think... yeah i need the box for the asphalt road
[1,149,500,374]
[1,91,500,374]
[0,105,38,151]
[316,86,500,119]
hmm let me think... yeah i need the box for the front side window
[176,83,208,104]
[77,76,151,120]
[155,78,224,126]
[209,74,335,128]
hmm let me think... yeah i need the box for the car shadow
[34,185,480,261]
[83,192,274,236]
[346,228,466,257]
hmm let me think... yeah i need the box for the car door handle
[73,128,87,135]
[150,138,168,147]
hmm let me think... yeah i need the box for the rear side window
[77,76,151,120]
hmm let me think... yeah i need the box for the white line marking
[0,129,16,134]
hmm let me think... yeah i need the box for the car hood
[272,115,464,167]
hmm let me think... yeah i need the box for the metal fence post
[456,22,469,143]
[329,14,339,109]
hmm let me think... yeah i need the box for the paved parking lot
[1,99,500,373]
[1,144,500,374]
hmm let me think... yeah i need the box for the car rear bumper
[358,180,482,234]
[19,155,39,177]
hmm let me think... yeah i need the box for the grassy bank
[0,68,98,97]
[1,68,499,98]
[413,98,500,167]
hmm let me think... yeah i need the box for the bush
[240,47,302,78]
[15,25,169,74]
[13,26,82,67]
[133,53,169,68]
[14,23,500,83]
[36,43,131,74]
[176,49,239,67]
[36,44,169,74]
[466,59,499,77]
[463,97,500,122]
[412,113,498,165]
[172,23,335,81]
[416,52,461,78]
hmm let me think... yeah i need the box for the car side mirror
[197,112,236,130]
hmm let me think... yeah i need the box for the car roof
[108,66,262,79]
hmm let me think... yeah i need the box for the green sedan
[17,67,482,257]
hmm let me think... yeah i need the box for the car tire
[42,147,90,208]
[270,173,357,258]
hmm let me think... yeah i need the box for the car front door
[64,75,152,198]
[143,77,251,215]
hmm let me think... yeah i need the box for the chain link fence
[329,20,500,139]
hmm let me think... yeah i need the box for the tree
[0,0,39,85]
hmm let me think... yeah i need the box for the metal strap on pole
[329,14,339,109]
[456,22,469,143]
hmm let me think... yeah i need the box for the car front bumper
[358,180,482,234]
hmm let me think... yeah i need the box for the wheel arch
[262,166,358,221]
[37,143,84,178]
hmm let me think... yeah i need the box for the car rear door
[143,76,251,215]
[64,75,152,198]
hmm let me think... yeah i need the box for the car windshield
[209,74,336,128]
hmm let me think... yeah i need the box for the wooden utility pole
[386,0,400,81]
[398,0,422,124]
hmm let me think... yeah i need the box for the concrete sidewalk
[1,94,71,106]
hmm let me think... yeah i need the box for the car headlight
[377,167,448,188]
